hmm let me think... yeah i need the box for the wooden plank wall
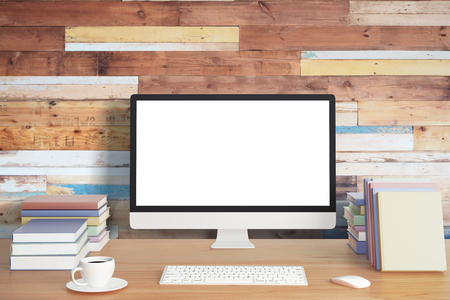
[0,0,449,239]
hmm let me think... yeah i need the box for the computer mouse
[330,275,371,289]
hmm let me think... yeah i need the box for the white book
[10,241,90,270]
[89,231,110,252]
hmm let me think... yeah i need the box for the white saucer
[66,277,128,293]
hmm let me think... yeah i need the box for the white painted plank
[350,1,450,14]
[337,134,413,151]
[301,51,450,60]
[0,151,129,167]
[350,14,450,26]
[0,176,46,193]
[337,163,450,176]
[337,151,450,163]
[0,84,137,100]
[0,76,138,85]
[336,112,357,126]
[47,176,130,185]
[0,168,129,176]
[66,43,239,52]
[336,102,357,112]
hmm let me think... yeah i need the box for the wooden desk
[1,239,449,299]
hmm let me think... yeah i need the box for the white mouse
[330,275,371,289]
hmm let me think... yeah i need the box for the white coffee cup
[71,256,115,288]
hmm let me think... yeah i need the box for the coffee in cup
[71,256,115,288]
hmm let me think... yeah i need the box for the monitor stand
[211,229,255,249]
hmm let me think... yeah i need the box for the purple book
[88,229,107,243]
[12,219,87,243]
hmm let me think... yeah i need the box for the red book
[21,195,107,210]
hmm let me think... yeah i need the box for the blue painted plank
[50,184,130,201]
[336,126,413,134]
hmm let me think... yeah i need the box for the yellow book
[22,208,110,226]
[377,192,446,271]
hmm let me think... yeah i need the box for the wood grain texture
[337,151,450,163]
[0,52,97,76]
[0,100,130,126]
[138,75,326,94]
[240,26,449,50]
[0,201,21,225]
[66,26,239,43]
[0,126,129,150]
[1,167,128,176]
[0,151,129,167]
[99,51,301,76]
[0,85,137,100]
[0,27,64,51]
[66,42,239,52]
[0,176,46,193]
[414,126,450,150]
[47,175,129,185]
[0,2,179,26]
[350,1,450,26]
[337,175,357,200]
[179,1,349,26]
[337,133,413,151]
[358,101,450,125]
[328,76,450,101]
[302,51,450,60]
[337,162,450,176]
[302,60,450,76]
[336,126,412,134]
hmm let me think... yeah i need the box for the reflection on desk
[1,239,449,299]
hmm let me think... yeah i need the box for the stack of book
[20,195,110,252]
[363,178,446,271]
[344,192,366,254]
[10,219,89,270]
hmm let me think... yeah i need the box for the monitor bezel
[130,94,336,213]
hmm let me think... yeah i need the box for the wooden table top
[1,239,449,299]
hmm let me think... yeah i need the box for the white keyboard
[160,265,307,285]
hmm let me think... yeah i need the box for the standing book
[377,192,447,271]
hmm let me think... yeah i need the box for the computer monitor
[130,94,336,249]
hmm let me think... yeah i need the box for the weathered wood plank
[0,176,46,193]
[48,184,129,200]
[337,162,450,176]
[0,167,128,176]
[350,1,450,14]
[336,113,357,126]
[0,126,129,150]
[414,126,450,151]
[138,75,326,93]
[47,176,129,185]
[0,85,137,100]
[66,43,239,52]
[0,27,64,51]
[0,101,130,126]
[0,2,179,26]
[336,126,413,134]
[350,1,450,26]
[336,175,357,200]
[0,192,46,201]
[180,1,349,26]
[328,76,450,101]
[99,51,301,76]
[302,60,450,76]
[337,133,413,151]
[0,151,130,167]
[0,52,97,76]
[0,201,21,225]
[351,14,450,26]
[66,27,239,43]
[358,101,450,126]
[0,76,138,85]
[240,26,449,50]
[337,151,450,163]
[302,51,450,60]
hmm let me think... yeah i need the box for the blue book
[12,219,87,243]
[347,232,366,254]
[347,192,364,206]
[21,204,107,217]
[372,187,436,270]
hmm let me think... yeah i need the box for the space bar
[204,278,254,284]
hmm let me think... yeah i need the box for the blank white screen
[136,100,330,206]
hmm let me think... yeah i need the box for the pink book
[21,195,107,210]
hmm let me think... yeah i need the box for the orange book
[21,195,107,210]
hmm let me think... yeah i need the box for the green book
[344,206,365,226]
